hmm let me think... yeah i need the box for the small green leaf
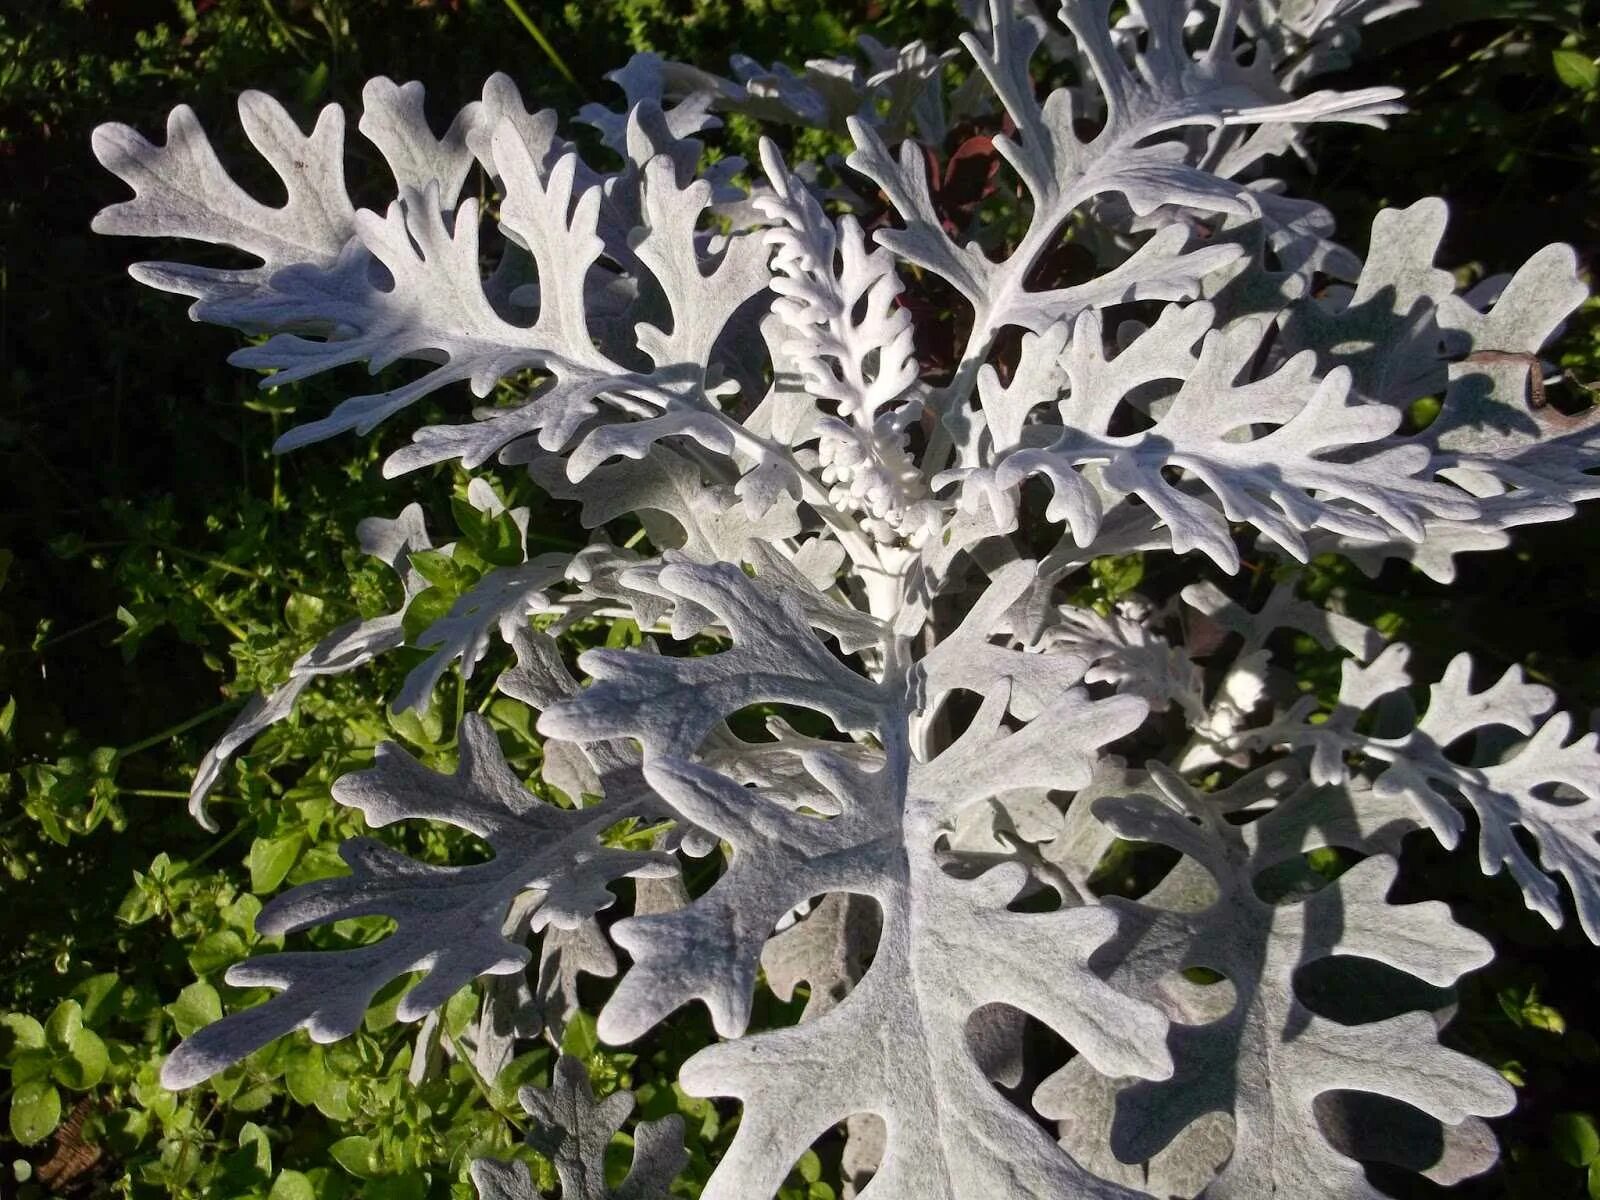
[285,1045,328,1107]
[1554,1112,1600,1168]
[452,496,525,567]
[53,1027,109,1090]
[270,1170,317,1200]
[1553,48,1599,91]
[8,1048,52,1086]
[1525,1001,1567,1034]
[314,1077,354,1121]
[285,841,349,887]
[560,1009,601,1062]
[221,892,264,936]
[1,1013,46,1058]
[70,974,122,1026]
[604,618,642,649]
[188,930,248,976]
[329,1135,380,1178]
[1406,394,1441,430]
[285,592,326,636]
[116,889,157,925]
[284,1042,354,1118]
[1090,553,1144,602]
[386,701,445,748]
[401,585,453,643]
[224,1120,274,1183]
[249,832,306,893]
[444,985,478,1038]
[44,1001,83,1051]
[167,981,222,1038]
[363,974,415,1033]
[8,1081,62,1145]
[795,1148,822,1183]
[406,549,467,591]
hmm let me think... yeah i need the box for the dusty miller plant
[92,0,1600,1196]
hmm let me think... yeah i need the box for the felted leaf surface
[187,503,434,827]
[1288,201,1593,574]
[990,307,1474,569]
[391,553,570,715]
[91,91,357,327]
[92,75,769,489]
[90,4,1600,1197]
[1056,768,1514,1198]
[1237,645,1600,941]
[849,0,1400,354]
[162,715,668,1089]
[471,1056,686,1200]
[542,559,1169,1199]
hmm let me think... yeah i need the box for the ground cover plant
[4,1,1600,1197]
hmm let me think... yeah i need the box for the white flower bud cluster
[816,403,938,547]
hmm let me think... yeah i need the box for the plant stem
[191,584,251,641]
[180,821,251,874]
[444,1028,526,1131]
[117,700,242,760]
[122,788,241,803]
[78,539,356,611]
[499,0,582,92]
[0,611,119,659]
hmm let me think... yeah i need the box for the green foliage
[0,3,967,1195]
[1,1,1597,1196]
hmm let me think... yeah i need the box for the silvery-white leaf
[993,308,1474,569]
[1050,603,1207,722]
[1279,198,1461,408]
[92,4,1600,1195]
[541,559,1163,1198]
[758,142,919,424]
[759,892,881,1021]
[1238,645,1600,941]
[472,1056,686,1200]
[1071,771,1513,1197]
[187,503,434,826]
[1046,1056,1231,1198]
[161,715,670,1088]
[1422,242,1595,515]
[393,554,571,715]
[94,83,769,486]
[1281,201,1591,575]
[1309,514,1515,583]
[533,918,619,1043]
[576,52,724,153]
[520,444,804,566]
[92,91,357,328]
[1242,0,1424,84]
[840,1112,888,1199]
[359,77,480,207]
[474,894,542,1081]
[1180,576,1383,663]
[850,0,1399,363]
